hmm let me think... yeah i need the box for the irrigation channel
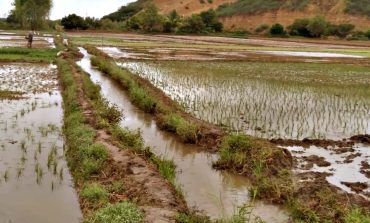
[77,48,290,222]
[0,63,81,222]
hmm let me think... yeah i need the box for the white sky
[0,0,136,19]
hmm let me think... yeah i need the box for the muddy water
[78,48,289,222]
[287,144,370,199]
[0,64,81,223]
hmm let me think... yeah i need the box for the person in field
[26,31,34,48]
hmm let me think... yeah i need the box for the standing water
[77,48,289,222]
[0,63,81,223]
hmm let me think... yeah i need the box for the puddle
[0,34,55,48]
[98,47,152,60]
[77,48,290,222]
[287,145,370,199]
[0,63,81,223]
[258,50,365,58]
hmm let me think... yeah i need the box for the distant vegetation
[345,0,370,16]
[60,4,223,34]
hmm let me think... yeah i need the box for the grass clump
[81,183,109,204]
[159,114,198,143]
[214,134,292,202]
[345,208,370,223]
[151,156,176,184]
[89,202,144,223]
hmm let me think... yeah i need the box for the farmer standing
[26,31,34,48]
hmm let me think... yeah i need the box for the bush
[327,23,355,38]
[61,14,88,30]
[366,30,370,40]
[179,15,206,34]
[288,18,310,37]
[81,183,109,204]
[90,202,144,223]
[307,16,328,38]
[269,23,286,36]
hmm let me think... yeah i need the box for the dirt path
[70,60,186,222]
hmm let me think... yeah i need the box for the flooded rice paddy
[117,60,370,140]
[258,51,366,58]
[0,63,81,223]
[0,33,55,49]
[78,48,290,222]
[287,144,370,200]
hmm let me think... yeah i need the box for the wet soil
[99,46,370,66]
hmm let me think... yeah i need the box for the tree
[307,16,328,38]
[288,18,311,37]
[326,24,355,38]
[269,23,286,36]
[199,9,223,32]
[163,10,181,33]
[179,15,205,34]
[61,14,88,30]
[13,0,52,29]
[136,4,164,32]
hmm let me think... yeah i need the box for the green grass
[0,47,58,62]
[158,114,198,143]
[81,183,109,204]
[345,208,370,223]
[89,202,144,223]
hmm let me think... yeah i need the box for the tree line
[60,5,223,34]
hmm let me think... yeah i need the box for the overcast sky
[0,0,136,19]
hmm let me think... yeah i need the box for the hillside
[152,0,370,30]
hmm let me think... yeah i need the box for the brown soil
[220,10,370,31]
[68,56,186,221]
[343,153,361,164]
[302,155,331,168]
[154,0,235,16]
[361,161,370,178]
[342,182,369,193]
[294,171,370,222]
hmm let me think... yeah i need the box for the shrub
[179,15,206,34]
[288,18,310,37]
[90,202,144,223]
[81,183,109,203]
[366,30,370,40]
[269,23,286,36]
[307,16,328,38]
[327,23,355,38]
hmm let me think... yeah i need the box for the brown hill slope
[153,0,236,16]
[153,0,370,30]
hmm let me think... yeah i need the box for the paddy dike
[0,63,81,223]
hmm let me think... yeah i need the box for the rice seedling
[118,60,370,140]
